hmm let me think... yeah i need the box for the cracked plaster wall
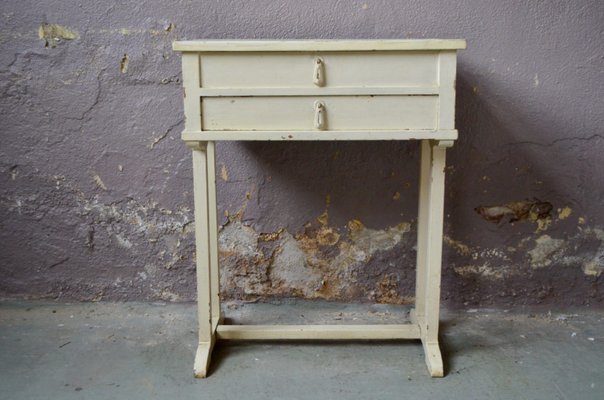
[0,1,602,307]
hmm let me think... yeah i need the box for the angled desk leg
[188,141,220,378]
[412,139,450,377]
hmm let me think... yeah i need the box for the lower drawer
[201,96,437,131]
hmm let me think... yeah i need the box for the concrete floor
[0,300,602,400]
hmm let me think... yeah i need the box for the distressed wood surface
[177,39,462,378]
[193,87,440,97]
[198,51,439,88]
[202,96,438,131]
[216,324,421,340]
[173,39,467,52]
[182,129,458,142]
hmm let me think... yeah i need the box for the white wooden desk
[173,39,466,378]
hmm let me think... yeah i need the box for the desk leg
[414,139,447,377]
[189,141,216,378]
[206,141,223,327]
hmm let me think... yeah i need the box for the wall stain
[2,169,602,304]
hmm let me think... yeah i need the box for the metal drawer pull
[314,100,326,130]
[313,57,325,86]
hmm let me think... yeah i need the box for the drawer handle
[313,57,325,86]
[314,100,326,130]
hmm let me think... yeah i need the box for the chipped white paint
[558,206,572,220]
[220,164,229,181]
[583,228,604,276]
[445,236,511,278]
[583,261,602,276]
[93,174,107,190]
[96,27,176,36]
[453,263,512,280]
[529,235,565,268]
[114,234,133,249]
[444,236,472,256]
[347,221,410,255]
[526,229,604,276]
[38,23,78,47]
[120,54,129,73]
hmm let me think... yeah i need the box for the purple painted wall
[1,0,602,307]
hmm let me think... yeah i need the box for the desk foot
[410,309,444,377]
[421,341,444,377]
[194,340,215,378]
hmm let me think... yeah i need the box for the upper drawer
[199,52,438,89]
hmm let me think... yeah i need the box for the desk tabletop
[172,39,467,52]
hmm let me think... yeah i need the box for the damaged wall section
[0,1,602,308]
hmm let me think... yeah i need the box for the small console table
[173,39,466,378]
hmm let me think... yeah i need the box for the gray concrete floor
[0,300,602,400]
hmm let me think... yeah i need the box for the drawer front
[199,52,438,89]
[201,96,437,131]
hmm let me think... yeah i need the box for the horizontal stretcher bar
[215,324,421,340]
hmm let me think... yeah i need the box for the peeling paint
[271,232,324,297]
[114,234,133,249]
[96,27,175,36]
[454,263,511,280]
[315,226,340,246]
[444,236,472,256]
[582,228,604,277]
[526,229,604,276]
[558,207,572,220]
[528,235,565,268]
[38,23,78,48]
[220,164,229,181]
[475,199,552,225]
[119,54,129,73]
[93,175,107,191]
[316,211,329,226]
[583,261,602,276]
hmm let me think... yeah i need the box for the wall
[1,0,602,307]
